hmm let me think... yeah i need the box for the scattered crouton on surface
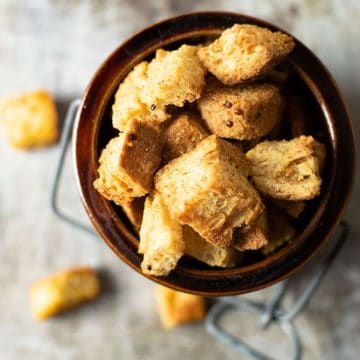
[155,285,206,329]
[94,119,162,204]
[139,193,184,276]
[183,226,241,268]
[0,90,58,149]
[246,136,321,200]
[162,112,208,164]
[155,135,264,249]
[198,78,284,140]
[198,24,294,85]
[29,267,100,321]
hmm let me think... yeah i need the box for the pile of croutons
[94,24,326,277]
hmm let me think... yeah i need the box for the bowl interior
[75,12,354,295]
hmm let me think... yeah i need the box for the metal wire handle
[51,100,350,360]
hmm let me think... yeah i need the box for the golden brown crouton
[234,212,268,251]
[93,119,161,204]
[246,136,322,200]
[183,226,241,268]
[142,45,206,109]
[139,193,184,276]
[198,24,294,85]
[198,79,284,140]
[162,112,208,164]
[155,285,206,329]
[112,62,169,130]
[270,199,306,218]
[155,135,264,249]
[121,197,145,232]
[29,267,100,321]
[0,90,58,149]
[262,208,296,255]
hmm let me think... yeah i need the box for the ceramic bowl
[74,12,355,296]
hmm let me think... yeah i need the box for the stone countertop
[0,1,359,359]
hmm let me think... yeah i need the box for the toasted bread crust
[183,226,241,268]
[198,24,294,85]
[94,119,161,204]
[246,136,321,200]
[139,193,184,276]
[155,135,264,248]
[162,112,208,164]
[198,79,284,140]
[0,90,58,149]
[121,197,145,232]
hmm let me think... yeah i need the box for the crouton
[155,135,264,249]
[141,45,206,109]
[139,193,184,276]
[234,212,268,251]
[121,197,145,232]
[112,62,169,130]
[198,79,284,140]
[183,226,241,268]
[162,112,208,164]
[155,285,206,329]
[262,208,296,255]
[0,90,58,149]
[270,199,306,218]
[29,267,100,320]
[94,119,161,204]
[198,24,294,85]
[246,136,322,200]
[313,140,326,174]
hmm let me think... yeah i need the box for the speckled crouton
[139,193,184,276]
[141,45,206,109]
[93,119,161,204]
[155,135,264,249]
[234,212,268,251]
[198,79,284,140]
[262,208,296,256]
[246,136,322,200]
[198,24,294,85]
[0,90,58,149]
[183,226,241,268]
[30,267,100,320]
[121,197,145,232]
[155,285,206,329]
[112,62,169,131]
[162,112,208,164]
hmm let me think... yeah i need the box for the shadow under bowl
[74,12,355,296]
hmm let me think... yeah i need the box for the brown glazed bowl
[74,12,355,296]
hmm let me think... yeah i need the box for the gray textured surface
[0,1,359,359]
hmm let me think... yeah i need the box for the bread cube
[198,79,284,140]
[155,135,264,248]
[234,212,268,251]
[261,208,296,256]
[121,197,145,232]
[29,267,100,320]
[141,45,206,109]
[198,24,294,85]
[0,90,58,149]
[94,119,161,204]
[112,62,169,130]
[183,226,241,268]
[139,193,184,276]
[162,112,208,164]
[270,199,306,218]
[155,285,206,329]
[246,136,322,200]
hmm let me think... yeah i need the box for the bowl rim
[73,11,356,296]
